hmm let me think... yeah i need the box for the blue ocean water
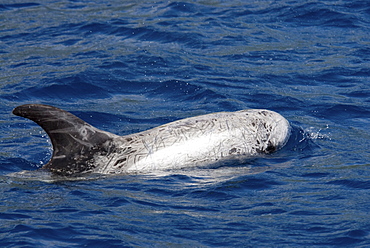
[1,0,370,247]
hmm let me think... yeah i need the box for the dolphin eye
[265,142,276,153]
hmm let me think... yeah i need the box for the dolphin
[12,104,291,176]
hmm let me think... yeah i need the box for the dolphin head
[263,110,291,153]
[245,109,291,154]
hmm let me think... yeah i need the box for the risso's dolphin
[13,104,291,176]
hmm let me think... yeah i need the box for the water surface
[1,0,370,247]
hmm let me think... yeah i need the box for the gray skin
[13,104,291,176]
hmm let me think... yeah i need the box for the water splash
[300,125,331,142]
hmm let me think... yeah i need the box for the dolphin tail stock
[13,104,116,176]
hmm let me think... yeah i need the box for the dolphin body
[13,104,291,176]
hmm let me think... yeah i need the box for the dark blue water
[1,0,370,247]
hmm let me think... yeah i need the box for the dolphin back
[13,104,115,176]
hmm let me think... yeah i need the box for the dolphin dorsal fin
[13,104,115,176]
